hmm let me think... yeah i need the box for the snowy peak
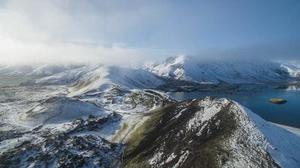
[164,55,188,67]
[145,55,188,80]
[124,97,300,168]
[146,55,300,84]
[280,64,300,78]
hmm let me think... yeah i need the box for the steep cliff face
[124,97,300,168]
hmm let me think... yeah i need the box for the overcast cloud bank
[0,0,299,65]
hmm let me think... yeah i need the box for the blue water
[169,89,300,128]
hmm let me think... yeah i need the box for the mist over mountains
[1,1,300,167]
[1,55,299,88]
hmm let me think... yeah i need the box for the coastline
[271,122,300,137]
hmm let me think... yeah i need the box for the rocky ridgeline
[124,97,300,168]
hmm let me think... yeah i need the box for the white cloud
[0,0,167,65]
[0,35,148,65]
[0,0,298,65]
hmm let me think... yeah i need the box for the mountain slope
[0,64,164,94]
[0,85,168,168]
[124,97,300,168]
[0,64,170,167]
[280,64,300,78]
[68,66,164,96]
[145,55,300,84]
[0,64,82,77]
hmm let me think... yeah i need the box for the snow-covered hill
[0,64,81,77]
[145,55,300,84]
[125,97,300,168]
[0,65,34,76]
[0,80,168,167]
[0,64,164,96]
[68,66,164,96]
[20,97,106,127]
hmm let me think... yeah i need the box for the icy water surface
[169,88,300,128]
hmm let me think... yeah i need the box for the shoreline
[271,122,300,137]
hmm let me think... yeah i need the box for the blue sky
[0,0,299,65]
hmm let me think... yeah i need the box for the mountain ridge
[124,97,300,168]
[145,55,300,84]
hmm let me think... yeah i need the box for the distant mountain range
[1,55,299,93]
[145,55,300,84]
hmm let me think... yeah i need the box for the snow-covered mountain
[124,97,300,168]
[0,64,81,77]
[0,64,164,96]
[1,62,300,167]
[2,58,299,94]
[280,64,300,78]
[145,55,300,84]
[68,66,164,96]
[0,65,34,76]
